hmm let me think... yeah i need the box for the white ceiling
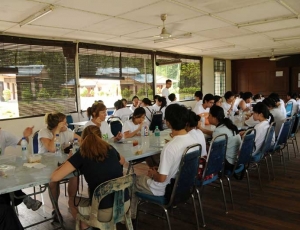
[1,0,300,59]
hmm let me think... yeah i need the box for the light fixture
[273,36,300,42]
[237,15,298,28]
[19,5,54,27]
[201,45,235,52]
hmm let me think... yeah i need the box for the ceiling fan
[269,49,290,61]
[154,14,192,43]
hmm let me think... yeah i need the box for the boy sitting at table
[0,127,42,211]
[130,104,198,219]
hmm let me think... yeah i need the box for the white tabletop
[0,153,68,195]
[69,121,88,126]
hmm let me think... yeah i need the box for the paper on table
[23,163,46,169]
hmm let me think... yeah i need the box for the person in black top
[51,125,128,230]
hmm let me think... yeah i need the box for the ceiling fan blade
[275,55,290,60]
[270,55,290,61]
[154,37,176,43]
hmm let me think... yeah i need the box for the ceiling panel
[215,1,291,24]
[186,40,233,49]
[61,30,116,42]
[197,26,252,39]
[0,21,16,32]
[244,18,300,32]
[282,0,300,13]
[264,27,300,38]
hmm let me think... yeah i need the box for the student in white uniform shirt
[0,127,42,213]
[238,92,253,112]
[193,90,203,113]
[269,93,286,118]
[193,93,214,115]
[286,92,298,116]
[113,100,132,123]
[152,95,161,111]
[156,96,167,120]
[161,79,172,104]
[130,96,140,112]
[167,93,180,106]
[222,91,238,116]
[122,107,146,138]
[140,98,154,126]
[84,102,122,142]
[38,112,82,223]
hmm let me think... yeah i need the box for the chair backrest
[288,115,296,138]
[66,114,74,130]
[32,131,39,154]
[201,134,228,179]
[107,117,123,136]
[149,113,163,131]
[168,144,201,206]
[274,118,292,148]
[235,128,256,167]
[291,113,300,134]
[286,102,293,117]
[89,174,135,225]
[260,124,275,157]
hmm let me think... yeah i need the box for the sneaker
[52,210,63,224]
[23,196,42,211]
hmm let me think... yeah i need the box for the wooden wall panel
[291,67,300,93]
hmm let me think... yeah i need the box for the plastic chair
[250,123,275,188]
[268,118,292,176]
[288,113,300,158]
[149,113,163,131]
[196,134,228,214]
[285,102,293,117]
[107,117,123,136]
[136,144,204,229]
[66,114,75,130]
[32,131,39,154]
[76,174,135,230]
[225,128,256,199]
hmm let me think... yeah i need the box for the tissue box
[28,155,42,163]
[0,164,16,177]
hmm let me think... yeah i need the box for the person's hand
[23,126,34,138]
[115,132,123,141]
[239,131,245,137]
[147,168,157,178]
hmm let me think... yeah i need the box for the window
[79,44,153,109]
[155,55,201,100]
[214,59,226,96]
[0,36,76,119]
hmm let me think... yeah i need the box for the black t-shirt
[68,146,129,209]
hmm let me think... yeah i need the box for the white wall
[202,57,215,95]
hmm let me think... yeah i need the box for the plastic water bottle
[54,134,62,156]
[72,138,79,154]
[154,126,160,137]
[144,124,149,136]
[21,137,28,160]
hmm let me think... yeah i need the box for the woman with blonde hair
[51,125,127,230]
[38,112,81,223]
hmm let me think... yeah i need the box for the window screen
[214,59,226,96]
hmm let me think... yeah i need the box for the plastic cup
[133,140,138,147]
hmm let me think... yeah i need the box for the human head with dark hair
[253,102,274,124]
[202,93,214,109]
[141,98,152,106]
[253,94,261,102]
[166,79,172,89]
[114,100,124,110]
[194,91,203,101]
[186,110,200,131]
[224,91,235,102]
[45,112,67,131]
[157,96,167,110]
[154,95,160,102]
[213,95,222,107]
[242,92,253,103]
[121,98,127,107]
[132,107,146,124]
[165,104,189,131]
[263,97,277,109]
[287,92,297,100]
[168,93,176,102]
[132,95,140,107]
[87,102,107,126]
[208,105,238,134]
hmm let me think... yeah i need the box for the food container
[0,164,16,177]
[28,154,42,163]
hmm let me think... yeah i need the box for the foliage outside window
[214,59,226,96]
[0,37,76,119]
[155,56,201,100]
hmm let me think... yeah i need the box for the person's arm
[74,133,81,142]
[198,126,213,136]
[113,132,123,142]
[239,100,249,112]
[123,123,143,138]
[147,168,167,182]
[40,122,66,152]
[51,161,76,182]
[17,126,34,144]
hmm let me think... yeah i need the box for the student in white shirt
[193,90,203,113]
[162,79,172,104]
[156,96,167,120]
[113,100,132,123]
[193,93,214,115]
[167,93,179,106]
[269,93,286,118]
[238,92,253,112]
[122,107,146,138]
[84,102,123,142]
[222,91,238,116]
[140,98,154,126]
[152,95,161,111]
[130,96,140,112]
[286,92,298,116]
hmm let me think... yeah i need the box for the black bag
[164,178,175,203]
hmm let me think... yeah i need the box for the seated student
[222,91,238,116]
[0,200,24,230]
[238,92,253,112]
[122,107,146,138]
[51,125,127,230]
[194,93,214,125]
[140,98,154,126]
[0,127,42,212]
[113,99,132,123]
[121,98,127,107]
[38,112,81,223]
[269,93,286,118]
[207,105,241,171]
[84,102,122,142]
[156,96,167,120]
[152,95,161,111]
[253,94,263,103]
[286,92,298,116]
[186,110,207,157]
[193,90,203,114]
[167,93,179,105]
[213,95,223,107]
[130,104,198,219]
[130,96,140,112]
